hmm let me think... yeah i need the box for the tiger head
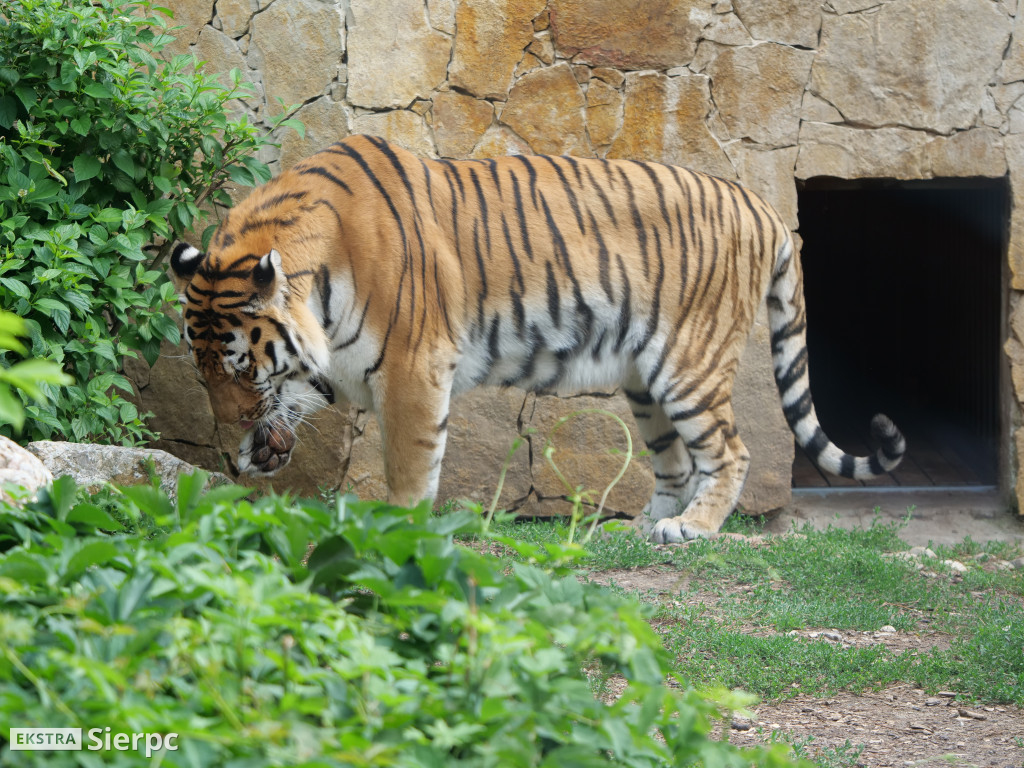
[169,241,332,475]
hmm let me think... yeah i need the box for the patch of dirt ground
[725,685,1022,767]
[586,566,1024,767]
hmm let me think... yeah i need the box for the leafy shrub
[0,477,803,767]
[0,0,298,444]
[0,309,71,432]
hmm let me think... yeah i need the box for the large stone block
[732,0,820,47]
[215,0,257,38]
[277,97,352,171]
[432,91,494,158]
[427,0,457,34]
[351,110,437,156]
[470,125,533,158]
[706,43,813,147]
[1001,10,1024,83]
[160,0,214,57]
[1016,426,1024,514]
[347,0,449,109]
[247,0,345,115]
[608,71,734,179]
[797,123,1007,182]
[133,338,353,498]
[217,407,354,496]
[526,393,654,518]
[548,0,710,69]
[500,63,591,156]
[810,0,1011,134]
[127,340,218,448]
[437,388,533,510]
[1006,134,1024,291]
[797,123,930,180]
[726,145,799,231]
[585,77,624,150]
[0,436,52,504]
[922,127,1006,179]
[192,25,258,116]
[343,409,389,501]
[450,0,548,99]
[26,441,230,499]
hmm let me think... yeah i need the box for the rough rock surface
[607,71,734,179]
[809,0,1011,134]
[346,0,450,109]
[706,43,814,147]
[25,441,230,499]
[0,436,53,503]
[246,0,345,116]
[500,62,590,156]
[548,0,707,70]
[449,0,547,99]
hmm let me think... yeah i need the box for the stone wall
[134,0,1024,514]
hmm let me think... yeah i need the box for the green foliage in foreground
[0,477,802,767]
[0,310,71,431]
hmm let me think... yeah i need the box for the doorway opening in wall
[793,176,1008,492]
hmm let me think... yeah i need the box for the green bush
[0,0,298,444]
[0,478,803,767]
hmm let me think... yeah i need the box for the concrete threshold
[763,488,1024,547]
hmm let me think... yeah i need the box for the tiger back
[171,134,905,542]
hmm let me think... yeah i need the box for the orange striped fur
[171,135,904,541]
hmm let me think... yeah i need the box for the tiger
[169,134,905,542]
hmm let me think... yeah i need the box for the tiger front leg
[375,359,454,508]
[650,404,750,543]
[623,384,699,538]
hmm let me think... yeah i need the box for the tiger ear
[253,249,285,301]
[170,242,204,292]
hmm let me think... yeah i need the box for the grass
[461,509,1024,709]
[770,735,866,768]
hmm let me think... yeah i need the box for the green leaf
[0,551,48,584]
[13,85,36,112]
[111,150,136,179]
[83,82,114,99]
[67,503,124,531]
[64,540,119,581]
[0,277,31,301]
[94,207,123,224]
[73,154,102,182]
[0,384,25,431]
[70,115,91,135]
[0,95,17,130]
[33,297,71,334]
[5,357,74,389]
[279,118,306,139]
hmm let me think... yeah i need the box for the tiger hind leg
[650,399,751,543]
[622,383,699,536]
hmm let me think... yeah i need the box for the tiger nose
[207,381,258,426]
[210,397,246,425]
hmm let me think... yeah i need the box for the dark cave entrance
[793,177,1008,490]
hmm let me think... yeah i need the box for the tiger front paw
[238,422,296,475]
[650,516,714,544]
